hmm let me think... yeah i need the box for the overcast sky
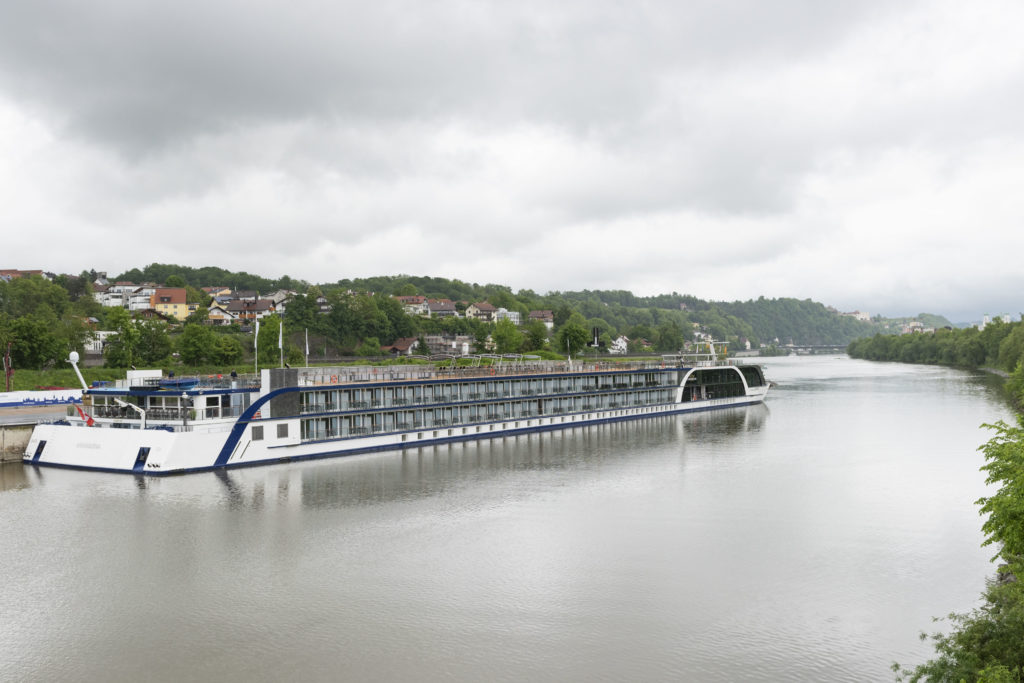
[2,0,1022,321]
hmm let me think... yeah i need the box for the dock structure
[0,406,66,462]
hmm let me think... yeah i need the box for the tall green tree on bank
[176,323,244,366]
[136,320,173,364]
[492,318,523,354]
[897,415,1024,681]
[556,321,589,357]
[0,313,64,369]
[522,320,549,352]
[894,370,1024,681]
[104,308,141,368]
[255,314,284,364]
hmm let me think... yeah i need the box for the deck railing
[295,358,741,387]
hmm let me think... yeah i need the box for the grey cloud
[4,0,1024,322]
[0,0,893,152]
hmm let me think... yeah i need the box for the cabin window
[252,426,264,441]
[277,424,288,439]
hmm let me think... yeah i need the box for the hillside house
[466,302,496,322]
[381,337,420,356]
[428,299,458,318]
[528,310,554,330]
[150,288,188,320]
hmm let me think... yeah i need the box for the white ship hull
[25,357,769,475]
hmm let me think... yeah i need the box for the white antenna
[67,351,88,391]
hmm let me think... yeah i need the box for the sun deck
[295,354,744,387]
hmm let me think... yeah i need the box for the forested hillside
[334,275,876,346]
[3,264,894,377]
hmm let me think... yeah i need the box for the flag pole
[254,320,260,376]
[4,342,12,392]
[278,318,284,368]
[305,328,309,368]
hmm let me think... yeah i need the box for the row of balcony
[299,385,675,414]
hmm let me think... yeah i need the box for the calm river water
[0,356,1012,681]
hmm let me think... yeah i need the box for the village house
[134,309,176,322]
[528,310,554,330]
[380,337,420,356]
[466,301,496,322]
[262,290,295,316]
[84,330,117,353]
[127,285,158,312]
[423,334,474,356]
[494,308,521,325]
[427,298,458,318]
[206,303,239,326]
[227,298,276,322]
[0,269,46,281]
[150,288,189,320]
[395,295,430,317]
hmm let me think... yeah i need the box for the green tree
[137,320,172,364]
[655,320,685,352]
[210,334,245,365]
[165,274,187,288]
[492,318,523,353]
[104,308,141,368]
[553,304,573,328]
[0,274,70,319]
[556,321,589,357]
[283,294,318,333]
[896,410,1024,682]
[377,295,415,341]
[355,337,382,356]
[256,315,284,364]
[395,283,418,296]
[177,324,216,365]
[185,285,209,305]
[3,313,64,369]
[473,327,490,353]
[184,306,209,325]
[977,417,1024,573]
[522,320,549,352]
[998,325,1024,372]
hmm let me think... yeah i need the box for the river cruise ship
[24,349,769,475]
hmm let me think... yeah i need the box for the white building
[84,330,117,353]
[495,308,521,325]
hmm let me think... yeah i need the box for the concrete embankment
[0,424,32,462]
[0,406,66,462]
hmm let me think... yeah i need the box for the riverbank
[0,406,67,461]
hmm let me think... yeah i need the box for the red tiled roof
[152,288,186,305]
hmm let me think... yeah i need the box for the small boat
[157,377,200,391]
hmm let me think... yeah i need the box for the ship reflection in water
[228,407,764,510]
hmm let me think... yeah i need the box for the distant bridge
[783,344,849,353]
